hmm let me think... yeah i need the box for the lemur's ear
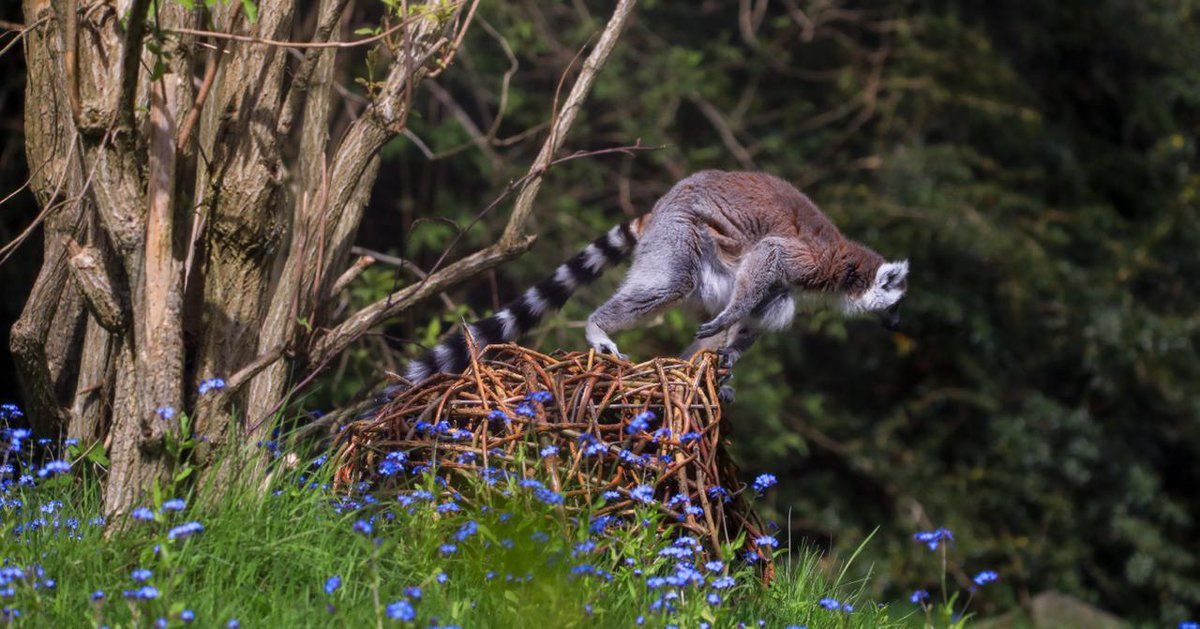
[879,260,909,289]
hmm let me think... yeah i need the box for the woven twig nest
[333,344,774,578]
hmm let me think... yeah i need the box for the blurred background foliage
[3,0,1198,623]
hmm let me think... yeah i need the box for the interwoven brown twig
[333,344,774,579]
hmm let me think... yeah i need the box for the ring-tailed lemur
[404,170,909,397]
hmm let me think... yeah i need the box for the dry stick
[165,8,437,50]
[176,4,237,151]
[416,18,515,162]
[690,358,725,554]
[689,93,757,170]
[405,142,655,307]
[308,139,657,368]
[499,0,638,249]
[0,128,86,267]
[0,16,49,60]
[330,255,376,296]
[359,0,641,306]
[427,0,479,79]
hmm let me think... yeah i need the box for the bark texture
[11,0,635,518]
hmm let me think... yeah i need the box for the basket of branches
[333,344,775,578]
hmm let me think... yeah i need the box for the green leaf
[85,447,110,467]
[150,59,167,81]
[174,467,195,484]
[240,0,258,23]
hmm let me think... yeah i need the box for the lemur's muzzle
[881,303,901,331]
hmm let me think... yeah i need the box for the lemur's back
[640,170,844,265]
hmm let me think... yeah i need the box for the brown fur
[585,170,907,393]
[668,171,884,296]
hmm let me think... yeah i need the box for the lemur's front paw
[695,317,730,340]
[591,340,627,361]
[718,385,737,403]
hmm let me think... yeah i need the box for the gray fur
[586,170,908,393]
[407,170,908,396]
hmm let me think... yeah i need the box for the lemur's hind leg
[713,288,794,403]
[721,287,794,363]
[694,236,798,339]
[587,236,698,358]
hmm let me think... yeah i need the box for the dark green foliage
[3,0,1191,623]
[342,2,1200,622]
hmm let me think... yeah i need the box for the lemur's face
[842,260,909,329]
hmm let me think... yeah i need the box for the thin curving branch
[498,0,637,249]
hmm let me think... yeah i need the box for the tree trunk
[11,0,634,517]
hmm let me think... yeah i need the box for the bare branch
[350,246,425,277]
[498,0,637,249]
[688,93,757,170]
[177,3,242,151]
[424,81,502,169]
[427,0,480,78]
[0,130,83,267]
[311,139,656,367]
[165,7,438,51]
[310,239,533,366]
[331,254,375,296]
[226,345,289,392]
[0,16,48,60]
[276,0,349,136]
[476,17,519,141]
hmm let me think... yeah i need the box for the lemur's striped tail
[404,220,641,383]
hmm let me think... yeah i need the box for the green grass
[0,440,910,628]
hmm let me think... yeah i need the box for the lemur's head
[842,260,909,330]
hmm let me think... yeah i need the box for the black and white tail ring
[403,221,640,383]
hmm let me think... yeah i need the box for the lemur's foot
[694,316,732,340]
[718,385,737,403]
[591,340,627,361]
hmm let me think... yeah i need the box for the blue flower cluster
[2,391,846,628]
[819,597,854,613]
[626,410,656,434]
[198,377,226,395]
[751,473,776,494]
[912,527,954,551]
[0,422,218,626]
[908,527,1007,624]
[379,451,407,476]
